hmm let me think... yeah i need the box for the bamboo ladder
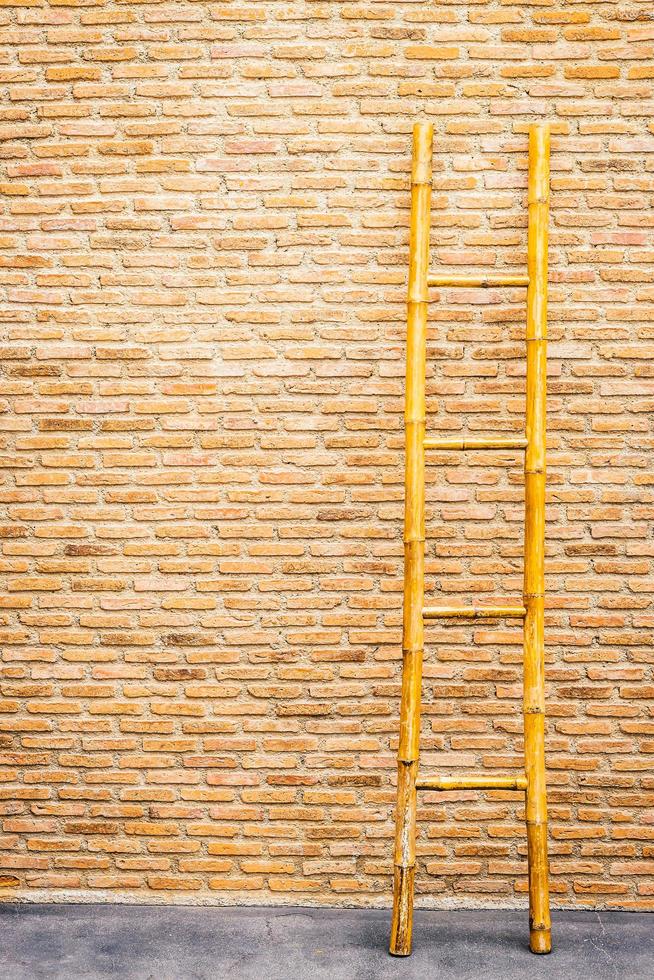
[390,122,552,957]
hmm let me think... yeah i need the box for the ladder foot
[529,927,552,955]
[389,865,415,956]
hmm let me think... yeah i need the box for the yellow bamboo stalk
[428,275,529,288]
[524,123,552,956]
[423,604,526,620]
[389,121,432,958]
[416,775,527,791]
[424,436,527,451]
[422,606,527,619]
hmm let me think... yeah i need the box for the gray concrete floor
[0,903,651,980]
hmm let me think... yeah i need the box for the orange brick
[0,0,650,917]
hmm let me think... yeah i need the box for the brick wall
[1,1,652,911]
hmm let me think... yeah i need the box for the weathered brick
[0,0,650,916]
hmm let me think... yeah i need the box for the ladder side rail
[523,123,552,956]
[390,121,433,958]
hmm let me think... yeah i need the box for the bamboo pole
[423,605,526,620]
[389,121,432,958]
[428,275,529,288]
[524,123,552,956]
[424,436,527,451]
[416,775,527,792]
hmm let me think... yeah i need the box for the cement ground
[0,903,651,980]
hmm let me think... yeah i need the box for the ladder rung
[427,274,529,288]
[424,437,527,451]
[423,605,526,619]
[416,775,527,792]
